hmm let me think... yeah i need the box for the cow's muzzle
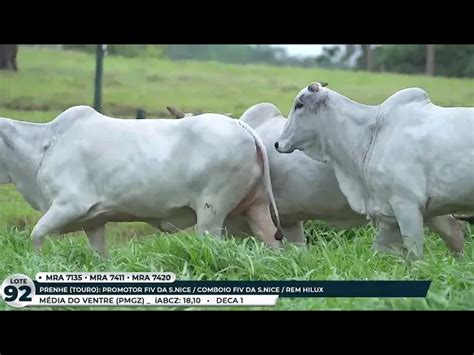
[274,141,294,154]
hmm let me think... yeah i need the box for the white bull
[276,82,474,259]
[169,104,467,251]
[0,106,283,255]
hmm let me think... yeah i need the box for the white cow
[0,106,283,255]
[169,104,468,251]
[276,82,474,259]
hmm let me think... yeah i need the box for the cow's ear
[166,106,185,119]
[320,82,328,87]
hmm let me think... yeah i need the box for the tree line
[351,45,473,78]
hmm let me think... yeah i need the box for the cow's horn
[166,106,185,119]
[308,83,319,93]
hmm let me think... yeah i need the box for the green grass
[0,224,472,310]
[0,47,473,310]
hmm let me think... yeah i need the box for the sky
[273,45,334,58]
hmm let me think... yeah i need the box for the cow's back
[370,90,474,216]
[38,112,261,217]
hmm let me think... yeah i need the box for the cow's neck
[320,92,381,215]
[323,92,380,173]
[0,117,48,210]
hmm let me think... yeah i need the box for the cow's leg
[84,225,107,257]
[30,204,80,251]
[390,202,424,260]
[160,212,197,234]
[372,222,404,255]
[244,201,282,249]
[282,222,306,246]
[426,215,465,254]
[222,216,254,239]
[195,202,228,239]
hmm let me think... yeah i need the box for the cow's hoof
[372,241,403,256]
[97,249,109,259]
[289,242,308,250]
[32,240,43,254]
[403,250,423,262]
[268,240,284,250]
[453,251,464,261]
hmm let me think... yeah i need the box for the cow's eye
[295,102,304,110]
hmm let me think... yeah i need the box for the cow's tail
[236,120,283,241]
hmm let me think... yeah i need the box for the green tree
[371,45,474,78]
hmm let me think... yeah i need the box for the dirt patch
[1,97,50,111]
[146,74,166,83]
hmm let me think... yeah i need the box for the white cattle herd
[1,82,472,260]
